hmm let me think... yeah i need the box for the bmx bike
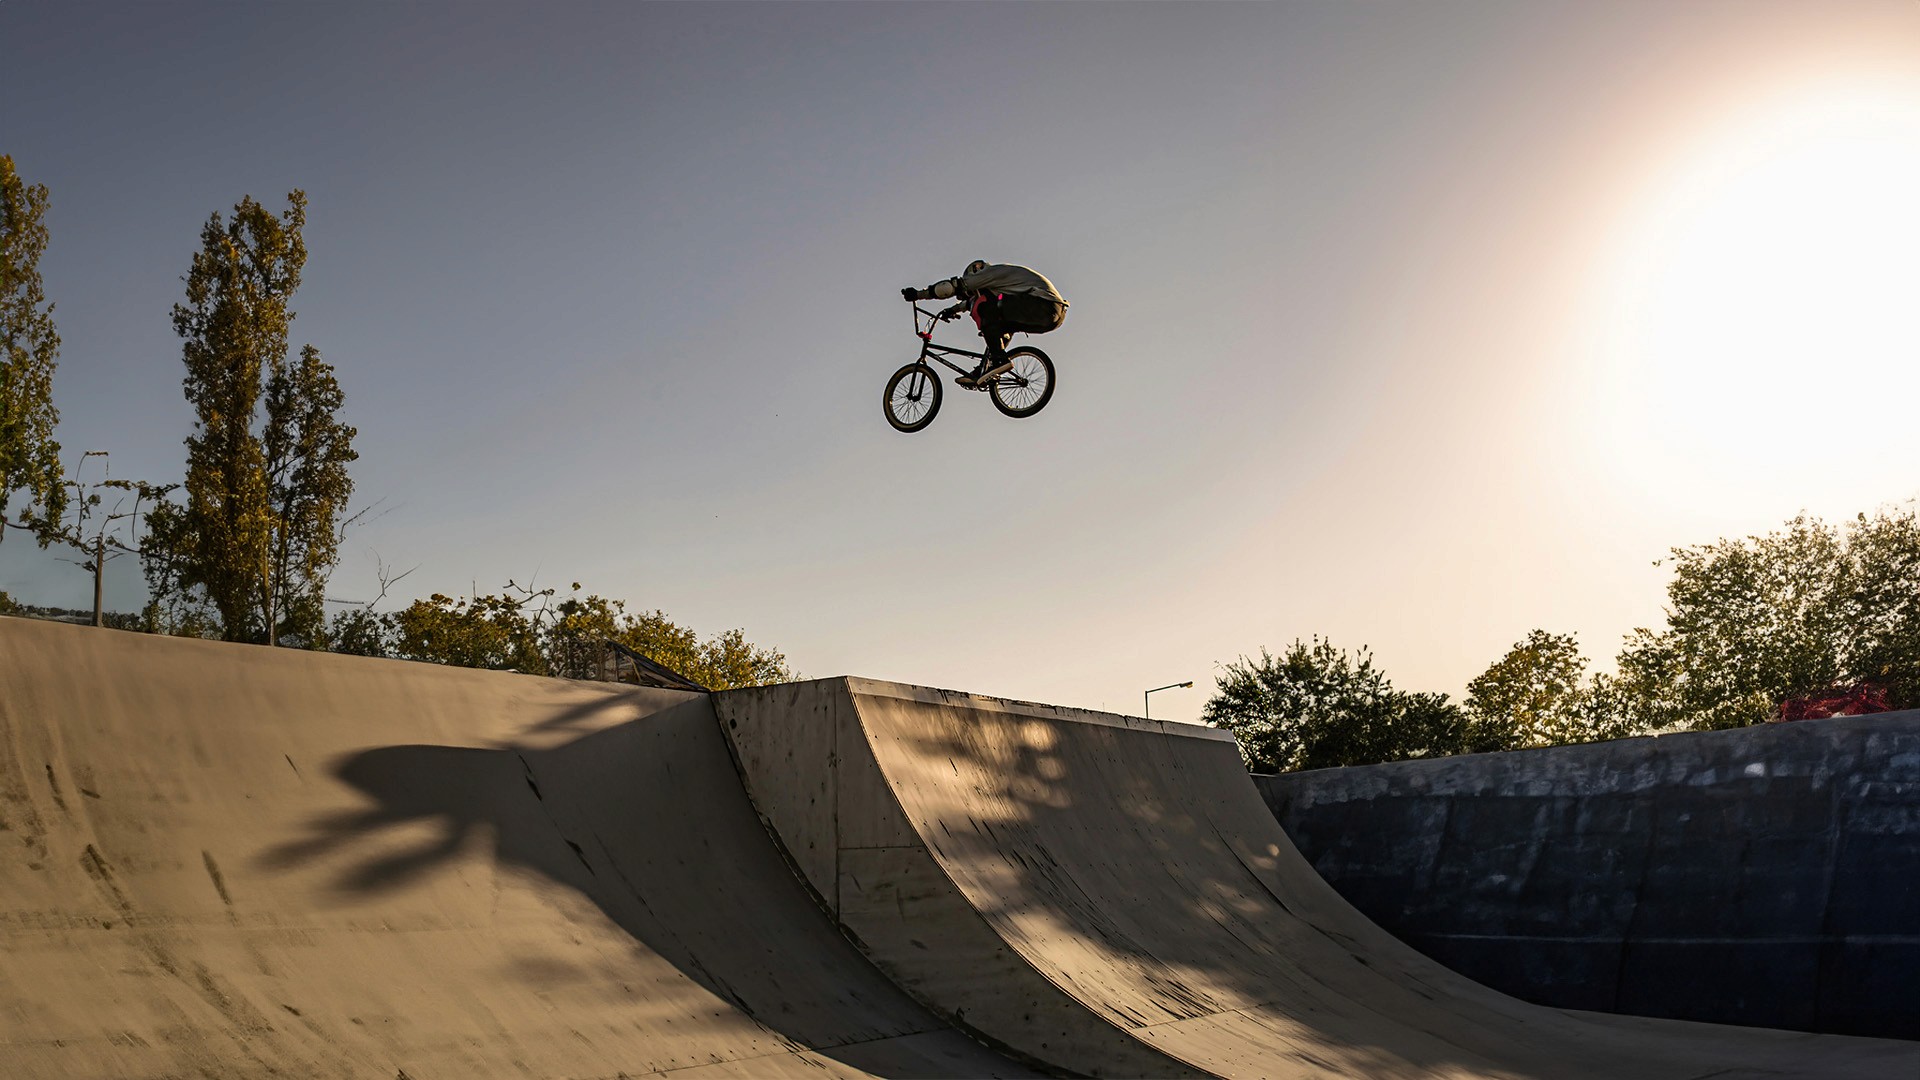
[883,303,1056,433]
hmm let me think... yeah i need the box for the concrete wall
[1255,710,1920,1039]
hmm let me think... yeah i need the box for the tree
[146,191,355,645]
[0,155,65,546]
[1202,637,1475,773]
[1584,659,1680,737]
[262,344,357,645]
[1617,515,1856,729]
[392,592,546,672]
[1463,630,1628,748]
[325,556,414,658]
[1599,507,1920,730]
[543,588,631,679]
[381,581,795,690]
[27,450,175,627]
[1656,515,1848,728]
[1844,507,1920,710]
[538,585,794,689]
[612,608,702,681]
[330,604,396,658]
[691,626,792,690]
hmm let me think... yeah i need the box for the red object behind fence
[1776,683,1892,721]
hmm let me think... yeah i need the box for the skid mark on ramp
[80,842,133,915]
[81,843,282,1049]
[202,850,235,907]
[44,763,67,813]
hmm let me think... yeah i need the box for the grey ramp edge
[726,673,1920,1079]
[0,618,1034,1079]
[715,677,1201,1078]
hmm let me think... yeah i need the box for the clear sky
[4,2,1918,724]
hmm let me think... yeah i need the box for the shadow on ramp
[258,695,1037,1079]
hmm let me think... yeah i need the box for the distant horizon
[2,494,1916,715]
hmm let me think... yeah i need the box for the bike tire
[989,346,1055,419]
[884,362,942,433]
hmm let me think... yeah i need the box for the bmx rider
[901,260,1069,387]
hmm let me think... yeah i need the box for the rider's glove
[901,287,920,302]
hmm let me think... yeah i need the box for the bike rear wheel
[989,347,1055,418]
[884,362,942,433]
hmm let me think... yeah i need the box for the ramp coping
[843,677,1238,745]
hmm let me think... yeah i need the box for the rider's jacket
[928,264,1068,308]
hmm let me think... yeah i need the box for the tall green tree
[1844,508,1920,710]
[1463,630,1631,748]
[262,344,357,644]
[1616,515,1854,729]
[147,191,354,645]
[1203,637,1479,773]
[0,155,65,545]
[1599,507,1920,729]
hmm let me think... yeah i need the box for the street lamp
[1144,681,1193,720]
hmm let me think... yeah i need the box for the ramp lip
[842,676,1237,744]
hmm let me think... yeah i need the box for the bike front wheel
[884,362,943,433]
[989,347,1055,418]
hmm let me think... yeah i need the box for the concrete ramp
[0,619,1030,1078]
[715,677,1920,1079]
[8,618,1919,1079]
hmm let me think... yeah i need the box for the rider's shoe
[974,357,1013,385]
[956,360,992,388]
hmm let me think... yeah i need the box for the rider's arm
[919,277,964,301]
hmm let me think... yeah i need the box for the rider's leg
[957,348,1001,387]
[975,298,1014,376]
[958,297,1011,386]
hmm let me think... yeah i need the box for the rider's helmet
[964,259,989,276]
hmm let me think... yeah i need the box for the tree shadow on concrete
[875,708,1771,1080]
[256,692,1038,1079]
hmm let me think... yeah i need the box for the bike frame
[908,304,990,377]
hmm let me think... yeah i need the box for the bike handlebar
[909,301,966,341]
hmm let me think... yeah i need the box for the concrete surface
[3,617,1917,1078]
[0,618,1030,1078]
[1257,712,1920,1039]
[718,677,1920,1079]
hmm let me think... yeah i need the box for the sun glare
[1586,77,1920,513]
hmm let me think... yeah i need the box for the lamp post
[1144,681,1193,720]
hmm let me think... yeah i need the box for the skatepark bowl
[2,615,1917,1078]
